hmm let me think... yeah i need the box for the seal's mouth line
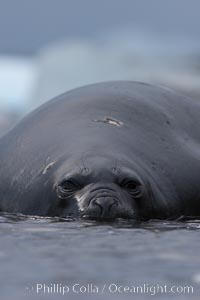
[93,117,123,127]
[80,211,137,221]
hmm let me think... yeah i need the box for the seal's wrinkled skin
[0,81,200,220]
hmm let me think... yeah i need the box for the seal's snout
[91,197,118,218]
[79,184,123,219]
[79,183,136,220]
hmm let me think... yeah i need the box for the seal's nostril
[92,199,103,216]
[92,197,118,216]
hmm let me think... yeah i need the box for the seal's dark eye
[121,179,142,198]
[59,180,80,193]
[124,181,138,190]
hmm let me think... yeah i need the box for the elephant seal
[0,81,200,220]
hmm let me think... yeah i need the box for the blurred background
[0,0,200,136]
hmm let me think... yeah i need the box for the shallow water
[1,213,200,300]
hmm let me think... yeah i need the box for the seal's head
[52,153,172,220]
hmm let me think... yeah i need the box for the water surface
[1,213,200,299]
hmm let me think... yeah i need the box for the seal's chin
[76,185,137,220]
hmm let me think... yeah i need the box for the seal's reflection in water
[1,212,200,300]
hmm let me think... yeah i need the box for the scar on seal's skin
[93,117,123,127]
[43,162,56,174]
